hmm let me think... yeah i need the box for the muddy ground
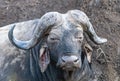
[0,0,120,81]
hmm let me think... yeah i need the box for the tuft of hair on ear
[82,43,93,63]
[39,42,50,73]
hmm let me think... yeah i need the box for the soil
[0,0,120,81]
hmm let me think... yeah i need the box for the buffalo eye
[76,37,83,40]
[48,33,60,43]
[75,33,83,43]
[75,31,84,43]
[76,36,83,43]
[50,37,59,41]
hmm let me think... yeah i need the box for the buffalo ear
[83,44,93,63]
[39,43,50,73]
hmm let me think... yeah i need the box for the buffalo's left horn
[85,21,107,44]
[8,12,62,50]
[69,10,107,44]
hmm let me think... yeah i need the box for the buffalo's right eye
[48,33,60,43]
[50,38,58,40]
[50,37,59,41]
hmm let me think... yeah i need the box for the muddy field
[0,0,120,81]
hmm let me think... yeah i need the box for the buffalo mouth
[64,70,74,78]
[61,65,79,71]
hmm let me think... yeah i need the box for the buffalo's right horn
[8,12,62,50]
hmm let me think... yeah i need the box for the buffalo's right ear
[39,43,50,73]
[83,44,93,63]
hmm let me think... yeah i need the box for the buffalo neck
[29,43,94,81]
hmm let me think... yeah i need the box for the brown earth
[0,0,120,81]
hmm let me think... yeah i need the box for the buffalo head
[8,10,107,72]
[48,26,84,71]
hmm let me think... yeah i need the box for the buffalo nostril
[61,55,79,63]
[74,58,79,63]
[62,58,66,62]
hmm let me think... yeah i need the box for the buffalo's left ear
[39,43,50,73]
[83,44,93,63]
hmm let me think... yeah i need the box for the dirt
[0,0,120,81]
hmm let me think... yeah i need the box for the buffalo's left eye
[76,37,83,40]
[74,31,83,42]
[75,36,83,43]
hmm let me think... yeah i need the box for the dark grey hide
[28,26,94,81]
[29,43,94,81]
[0,21,94,81]
[0,10,107,81]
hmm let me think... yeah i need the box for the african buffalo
[0,10,107,81]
